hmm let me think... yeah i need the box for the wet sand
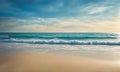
[0,53,120,72]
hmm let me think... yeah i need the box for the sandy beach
[0,53,120,72]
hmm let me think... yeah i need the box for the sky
[0,0,120,32]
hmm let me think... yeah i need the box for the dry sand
[0,53,120,72]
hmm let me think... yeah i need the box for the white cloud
[0,16,120,32]
[81,2,114,15]
[88,6,111,14]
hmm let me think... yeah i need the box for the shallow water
[0,32,120,60]
[0,42,120,60]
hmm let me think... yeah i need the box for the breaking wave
[1,38,120,45]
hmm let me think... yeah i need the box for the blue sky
[0,0,120,32]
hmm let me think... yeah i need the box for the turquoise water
[0,32,120,45]
[0,32,120,58]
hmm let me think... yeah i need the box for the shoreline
[0,53,120,72]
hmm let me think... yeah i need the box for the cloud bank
[0,0,119,32]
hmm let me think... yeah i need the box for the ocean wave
[1,39,120,45]
[0,35,10,39]
[0,33,119,40]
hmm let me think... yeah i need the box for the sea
[0,32,120,59]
